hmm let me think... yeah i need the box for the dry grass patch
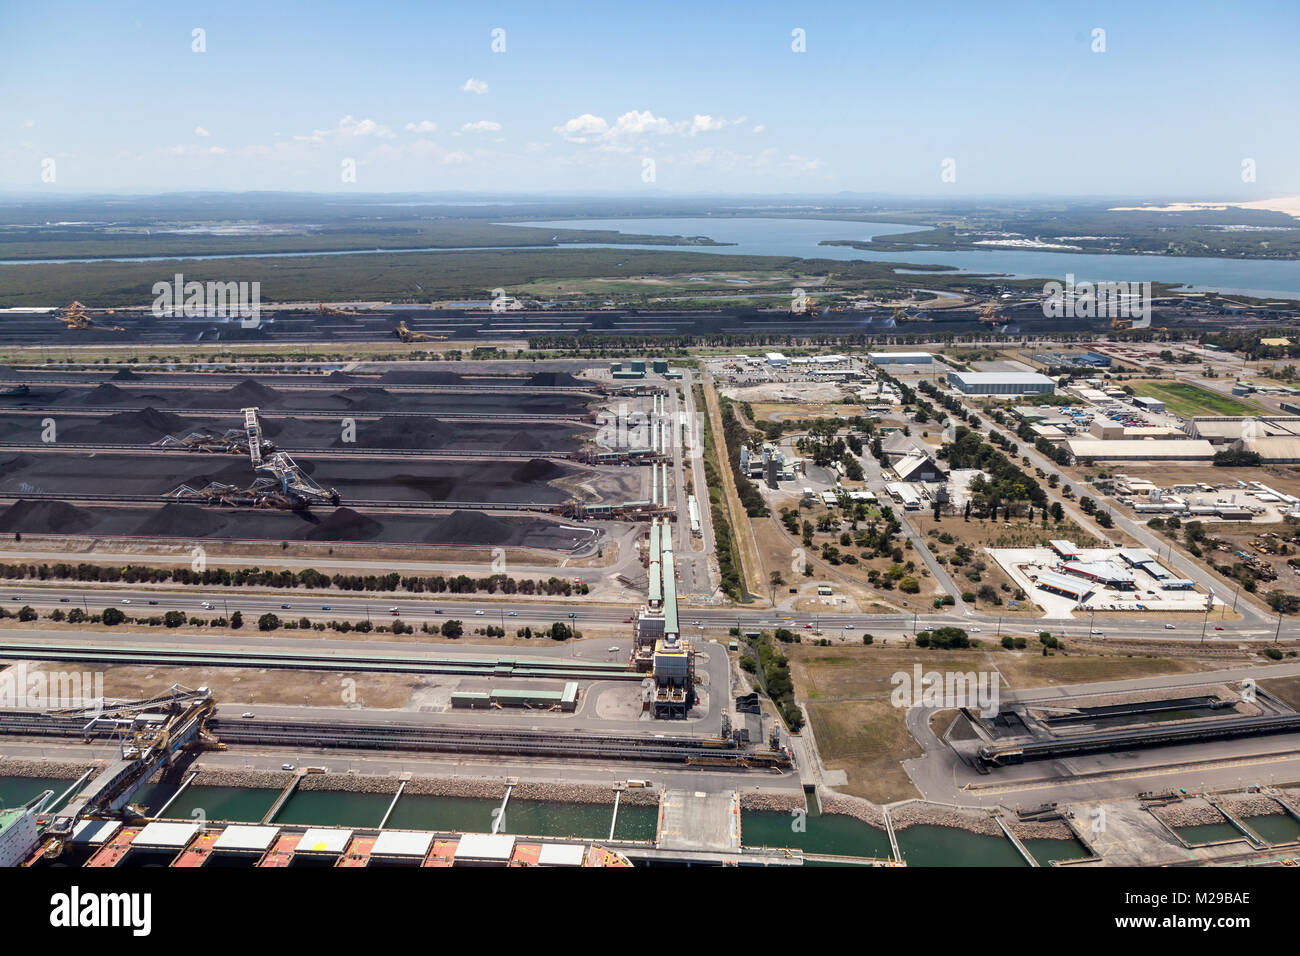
[805,699,922,803]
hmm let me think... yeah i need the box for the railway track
[0,491,582,514]
[0,405,590,423]
[0,711,790,767]
[0,642,637,680]
[0,442,584,461]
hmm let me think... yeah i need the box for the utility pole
[1275,613,1284,645]
[1199,593,1213,645]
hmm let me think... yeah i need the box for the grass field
[804,699,922,803]
[1129,380,1263,417]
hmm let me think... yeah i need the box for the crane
[55,300,124,332]
[163,407,339,509]
[394,320,445,343]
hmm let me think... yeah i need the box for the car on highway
[567,613,576,619]
[508,611,517,617]
[281,763,295,771]
[148,600,158,605]
[200,601,214,610]
[475,610,485,616]
[1164,624,1177,630]
[241,712,255,719]
[969,627,981,633]
[1091,629,1104,634]
[121,599,131,605]
[59,597,69,603]
[804,623,813,629]
[433,609,442,614]
[1215,625,1225,631]
[388,607,399,612]
[390,610,400,616]
[321,605,331,610]
[281,604,291,609]
[622,617,632,624]
[843,624,854,630]
[8,596,16,601]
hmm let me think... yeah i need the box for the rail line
[0,711,790,767]
[0,492,584,514]
[0,641,639,680]
[0,405,591,423]
[0,442,584,461]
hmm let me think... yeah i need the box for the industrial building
[1032,570,1094,602]
[765,352,789,368]
[892,453,946,483]
[1132,396,1166,414]
[869,351,933,365]
[633,518,696,718]
[1186,416,1300,444]
[946,371,1056,396]
[1233,437,1300,464]
[1061,560,1137,589]
[1065,438,1216,462]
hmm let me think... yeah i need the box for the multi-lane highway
[1,583,1291,643]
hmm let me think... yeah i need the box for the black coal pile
[84,407,191,442]
[220,379,281,407]
[511,458,565,483]
[302,507,382,541]
[526,371,585,388]
[378,369,467,386]
[425,509,513,545]
[331,416,457,449]
[110,368,142,381]
[75,383,133,405]
[0,499,98,534]
[130,503,226,538]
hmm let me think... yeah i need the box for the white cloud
[460,120,502,133]
[688,115,726,134]
[555,110,740,144]
[461,77,489,95]
[194,126,210,137]
[553,114,609,143]
[404,120,438,133]
[301,115,395,144]
[22,119,35,129]
[752,124,766,133]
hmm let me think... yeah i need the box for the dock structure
[492,783,514,834]
[655,789,741,857]
[882,807,902,863]
[261,771,304,824]
[153,770,200,819]
[378,781,408,829]
[991,812,1038,867]
[1205,795,1266,849]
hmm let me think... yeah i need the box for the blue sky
[2,0,1297,196]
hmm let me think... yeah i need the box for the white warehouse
[947,371,1056,396]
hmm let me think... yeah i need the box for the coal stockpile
[4,379,592,417]
[0,409,583,453]
[0,452,582,504]
[0,499,591,550]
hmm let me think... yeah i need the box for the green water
[0,776,75,810]
[1242,813,1300,845]
[383,794,657,842]
[273,789,392,827]
[1175,822,1243,845]
[898,825,1029,867]
[1024,836,1092,865]
[157,786,280,823]
[741,809,893,858]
